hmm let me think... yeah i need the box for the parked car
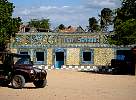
[96,59,135,75]
[0,52,47,89]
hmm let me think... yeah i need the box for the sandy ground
[0,69,136,100]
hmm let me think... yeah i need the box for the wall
[47,48,53,67]
[94,48,115,66]
[66,48,80,65]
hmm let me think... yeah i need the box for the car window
[15,58,31,64]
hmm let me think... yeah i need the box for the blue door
[55,52,64,68]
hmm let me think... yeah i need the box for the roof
[76,26,85,33]
[59,26,76,33]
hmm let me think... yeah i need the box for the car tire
[33,79,47,88]
[11,75,25,89]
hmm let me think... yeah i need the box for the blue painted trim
[53,48,67,68]
[80,48,94,64]
[33,49,47,65]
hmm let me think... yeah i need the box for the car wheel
[11,75,25,89]
[33,79,47,88]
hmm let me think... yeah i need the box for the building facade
[11,30,134,70]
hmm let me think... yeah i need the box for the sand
[0,69,136,100]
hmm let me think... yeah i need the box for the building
[11,27,135,70]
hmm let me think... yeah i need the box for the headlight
[42,70,45,73]
[34,68,42,72]
[30,70,34,74]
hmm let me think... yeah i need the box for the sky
[10,0,121,29]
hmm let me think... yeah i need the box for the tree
[88,17,100,32]
[58,24,65,30]
[0,0,22,51]
[28,18,51,30]
[109,0,136,45]
[99,8,113,32]
[115,0,136,22]
[40,19,50,29]
[109,19,136,45]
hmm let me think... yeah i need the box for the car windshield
[13,54,32,65]
[15,58,31,64]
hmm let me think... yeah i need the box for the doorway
[54,48,66,69]
[116,50,134,75]
[116,50,132,61]
[55,52,64,68]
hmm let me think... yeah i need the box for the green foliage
[120,0,136,21]
[110,0,136,45]
[0,0,22,50]
[99,8,113,32]
[109,19,136,45]
[58,24,65,30]
[88,17,100,32]
[28,18,51,29]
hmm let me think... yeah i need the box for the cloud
[13,0,121,28]
[13,5,91,27]
[21,9,31,15]
[17,6,72,16]
[83,0,121,9]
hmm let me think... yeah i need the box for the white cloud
[21,9,31,15]
[17,6,72,16]
[83,0,121,9]
[62,6,70,8]
[38,6,58,11]
[13,0,121,28]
